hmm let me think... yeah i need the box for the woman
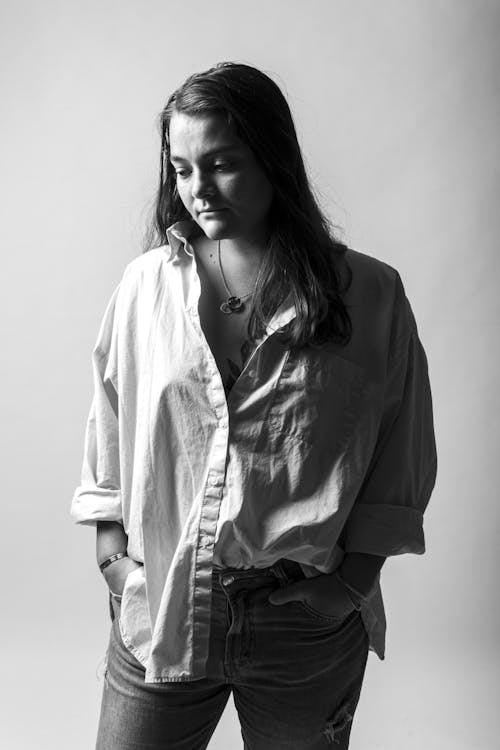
[71,62,437,749]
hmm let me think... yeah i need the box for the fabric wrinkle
[71,218,437,682]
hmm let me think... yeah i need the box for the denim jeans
[96,558,369,749]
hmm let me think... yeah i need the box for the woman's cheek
[218,173,240,197]
[177,181,193,211]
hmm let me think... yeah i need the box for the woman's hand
[102,556,143,598]
[268,571,356,619]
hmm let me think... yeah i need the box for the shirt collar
[165,219,201,260]
[165,219,296,333]
[266,293,296,335]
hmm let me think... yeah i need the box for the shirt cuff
[70,486,122,525]
[343,504,425,556]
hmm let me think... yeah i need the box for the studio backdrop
[0,1,498,748]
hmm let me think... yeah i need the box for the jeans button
[221,575,235,586]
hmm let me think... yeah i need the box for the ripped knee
[322,699,354,745]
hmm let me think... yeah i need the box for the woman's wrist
[101,555,142,595]
[96,520,128,567]
[98,551,128,572]
[338,552,386,599]
[334,570,365,610]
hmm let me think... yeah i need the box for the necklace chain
[217,240,261,314]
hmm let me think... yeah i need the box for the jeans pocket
[294,599,351,625]
[274,560,350,625]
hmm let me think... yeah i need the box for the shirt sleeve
[70,282,123,526]
[342,274,437,556]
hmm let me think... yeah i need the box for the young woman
[71,62,437,749]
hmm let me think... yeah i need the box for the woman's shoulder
[116,245,176,295]
[122,245,170,277]
[99,246,177,325]
[344,247,400,288]
[342,247,414,343]
[343,246,409,309]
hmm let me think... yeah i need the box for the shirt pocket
[267,349,370,453]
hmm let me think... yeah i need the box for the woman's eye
[173,162,234,178]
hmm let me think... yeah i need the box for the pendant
[220,296,244,314]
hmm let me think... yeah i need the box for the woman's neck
[217,239,264,271]
[219,234,267,261]
[191,234,265,293]
[188,217,269,262]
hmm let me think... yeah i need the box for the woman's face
[168,111,274,245]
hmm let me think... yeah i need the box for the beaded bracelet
[99,551,128,572]
[334,570,368,611]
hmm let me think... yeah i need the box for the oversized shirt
[70,219,437,683]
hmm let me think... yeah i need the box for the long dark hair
[145,61,352,350]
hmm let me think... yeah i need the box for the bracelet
[334,570,368,611]
[99,552,128,572]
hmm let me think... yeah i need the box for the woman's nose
[191,170,214,199]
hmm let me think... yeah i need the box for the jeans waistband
[212,557,305,584]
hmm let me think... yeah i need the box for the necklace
[217,239,261,314]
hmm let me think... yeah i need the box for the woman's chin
[197,218,234,240]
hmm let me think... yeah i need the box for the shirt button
[247,369,256,377]
[220,420,228,429]
[210,477,221,486]
[221,575,235,586]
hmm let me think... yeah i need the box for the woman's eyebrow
[170,145,240,162]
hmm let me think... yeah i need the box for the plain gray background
[1,1,499,748]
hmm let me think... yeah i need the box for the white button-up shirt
[71,219,437,682]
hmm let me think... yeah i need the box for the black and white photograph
[1,1,498,748]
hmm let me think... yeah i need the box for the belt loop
[270,559,289,584]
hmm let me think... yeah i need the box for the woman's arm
[268,551,386,615]
[96,520,128,564]
[338,552,386,598]
[96,521,141,595]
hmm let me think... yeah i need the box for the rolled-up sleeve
[343,280,437,556]
[71,283,123,526]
